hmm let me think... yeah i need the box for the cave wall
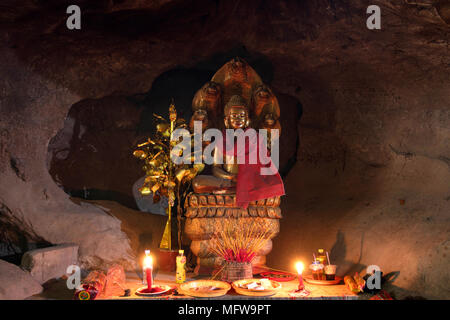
[0,0,449,298]
[269,60,450,299]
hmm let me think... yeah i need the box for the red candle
[298,274,304,291]
[143,254,153,291]
[296,262,304,291]
[146,267,152,290]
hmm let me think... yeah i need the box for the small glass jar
[309,261,324,280]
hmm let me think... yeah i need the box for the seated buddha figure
[192,95,249,194]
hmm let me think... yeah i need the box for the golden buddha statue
[192,95,250,194]
[184,58,284,274]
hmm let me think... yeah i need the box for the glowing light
[144,251,153,269]
[296,262,304,275]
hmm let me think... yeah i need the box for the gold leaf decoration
[133,150,147,159]
[132,101,204,251]
[139,187,151,195]
[193,163,205,173]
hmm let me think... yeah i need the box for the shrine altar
[102,271,358,300]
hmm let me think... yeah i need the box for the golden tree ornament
[133,101,202,250]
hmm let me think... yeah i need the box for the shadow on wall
[329,230,366,276]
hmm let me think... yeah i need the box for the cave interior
[0,0,449,300]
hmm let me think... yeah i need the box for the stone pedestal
[184,193,281,274]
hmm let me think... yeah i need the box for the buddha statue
[192,95,250,194]
[184,58,284,274]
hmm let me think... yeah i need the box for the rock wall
[0,0,448,297]
[0,259,43,299]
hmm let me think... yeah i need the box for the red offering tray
[259,271,297,282]
[304,275,343,285]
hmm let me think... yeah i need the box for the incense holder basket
[221,261,253,282]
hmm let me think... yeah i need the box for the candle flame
[296,262,304,274]
[143,255,153,269]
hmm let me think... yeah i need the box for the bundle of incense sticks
[209,219,275,263]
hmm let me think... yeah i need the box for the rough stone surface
[0,259,43,300]
[0,0,449,298]
[21,244,79,284]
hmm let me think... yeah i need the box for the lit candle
[296,262,304,291]
[143,250,153,291]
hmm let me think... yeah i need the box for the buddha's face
[226,106,249,129]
